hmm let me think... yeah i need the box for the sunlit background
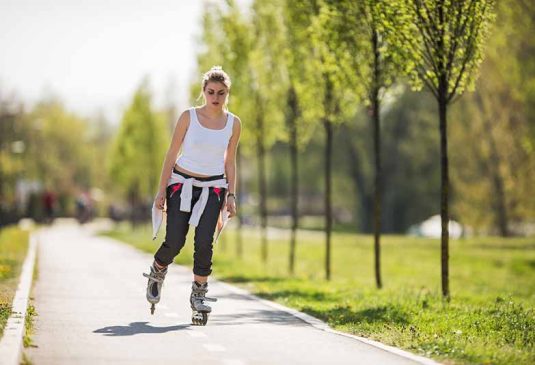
[0,0,209,121]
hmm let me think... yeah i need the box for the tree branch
[446,0,478,81]
[447,20,479,101]
[411,1,444,78]
[418,0,440,36]
[417,65,439,98]
[448,0,489,101]
[388,18,437,75]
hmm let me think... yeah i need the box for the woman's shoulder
[178,106,199,115]
[228,111,241,133]
[175,108,194,128]
[227,110,241,123]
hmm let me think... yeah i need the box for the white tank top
[176,107,235,176]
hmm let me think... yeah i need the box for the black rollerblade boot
[143,264,168,314]
[190,281,217,325]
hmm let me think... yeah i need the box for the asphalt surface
[25,222,431,365]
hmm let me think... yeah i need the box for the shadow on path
[94,322,190,336]
[219,275,286,284]
[302,305,410,327]
[209,308,308,327]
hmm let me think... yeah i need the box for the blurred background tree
[0,94,26,225]
[107,81,168,227]
[0,91,113,224]
[450,0,535,236]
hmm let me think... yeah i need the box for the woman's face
[203,81,228,108]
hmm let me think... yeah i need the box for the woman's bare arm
[154,111,190,208]
[224,116,241,217]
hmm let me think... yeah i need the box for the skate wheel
[150,304,155,315]
[192,311,208,326]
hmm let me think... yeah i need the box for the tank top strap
[189,107,198,126]
[225,111,235,132]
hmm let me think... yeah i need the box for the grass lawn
[103,223,535,365]
[0,226,30,337]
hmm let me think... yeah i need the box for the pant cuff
[154,255,172,267]
[193,268,212,276]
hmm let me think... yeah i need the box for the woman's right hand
[154,188,166,210]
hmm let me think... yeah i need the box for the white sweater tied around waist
[151,171,228,239]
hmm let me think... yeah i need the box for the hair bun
[200,65,232,93]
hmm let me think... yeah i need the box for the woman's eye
[208,91,214,95]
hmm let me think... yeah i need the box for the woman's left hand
[226,196,237,218]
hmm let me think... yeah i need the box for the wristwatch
[227,193,236,201]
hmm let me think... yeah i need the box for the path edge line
[0,232,38,365]
[216,280,442,365]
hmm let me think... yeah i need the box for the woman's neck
[201,104,225,118]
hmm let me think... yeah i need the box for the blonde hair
[198,66,232,106]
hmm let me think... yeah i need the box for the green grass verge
[103,223,535,365]
[20,353,33,365]
[0,226,30,338]
[23,304,37,348]
[24,256,39,349]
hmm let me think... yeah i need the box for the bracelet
[227,193,236,200]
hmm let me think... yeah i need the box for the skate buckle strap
[143,272,165,283]
[193,296,217,304]
[192,286,217,303]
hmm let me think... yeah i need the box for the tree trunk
[322,72,334,281]
[128,184,140,230]
[236,148,244,258]
[0,172,4,228]
[256,110,268,263]
[438,89,450,299]
[372,98,382,289]
[324,119,333,281]
[487,129,510,237]
[343,128,373,233]
[371,28,383,289]
[475,93,510,237]
[437,1,449,300]
[287,86,299,275]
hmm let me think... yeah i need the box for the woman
[144,66,241,325]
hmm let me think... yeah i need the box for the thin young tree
[282,0,310,275]
[285,85,300,274]
[249,0,288,263]
[323,0,408,288]
[219,1,256,259]
[286,0,356,280]
[390,0,496,298]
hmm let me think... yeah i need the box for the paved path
[26,222,435,365]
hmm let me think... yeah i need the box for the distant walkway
[26,221,436,364]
